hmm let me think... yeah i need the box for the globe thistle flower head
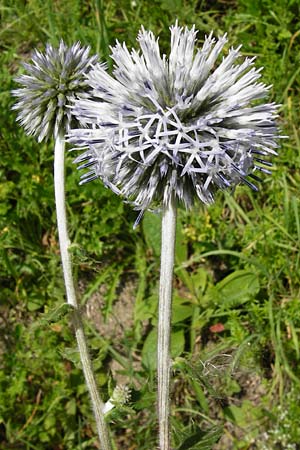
[12,40,98,142]
[70,23,280,220]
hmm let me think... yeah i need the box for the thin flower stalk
[12,42,112,450]
[54,133,77,307]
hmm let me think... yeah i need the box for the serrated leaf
[177,426,222,450]
[39,303,72,325]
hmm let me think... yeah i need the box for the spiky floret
[69,23,280,217]
[12,40,98,142]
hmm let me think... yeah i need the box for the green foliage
[176,426,223,450]
[0,321,101,449]
[1,0,300,448]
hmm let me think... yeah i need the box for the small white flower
[12,41,98,142]
[69,23,280,221]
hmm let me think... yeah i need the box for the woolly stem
[54,132,111,450]
[157,195,177,450]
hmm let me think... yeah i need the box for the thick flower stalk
[69,23,280,449]
[12,41,112,450]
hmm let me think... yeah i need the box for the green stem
[157,195,177,450]
[54,132,111,450]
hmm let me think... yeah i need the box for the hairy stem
[157,195,177,450]
[54,132,111,450]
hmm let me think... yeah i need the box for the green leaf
[141,329,158,370]
[172,296,193,324]
[103,265,123,320]
[135,294,157,323]
[38,303,73,326]
[142,211,161,255]
[141,210,186,262]
[175,267,207,300]
[210,270,260,308]
[177,426,222,450]
[133,388,156,411]
[44,414,56,430]
[65,398,77,416]
[142,328,185,370]
[175,216,187,264]
[27,296,45,311]
[160,0,182,13]
[60,347,80,367]
[223,400,263,427]
[172,329,185,358]
[190,268,207,295]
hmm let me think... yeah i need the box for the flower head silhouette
[12,40,98,142]
[70,23,279,219]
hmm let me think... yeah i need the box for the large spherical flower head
[70,23,280,218]
[12,40,98,142]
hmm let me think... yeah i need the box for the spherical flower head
[69,23,280,219]
[12,40,99,142]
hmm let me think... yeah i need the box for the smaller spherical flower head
[102,385,131,414]
[69,23,281,222]
[12,40,99,142]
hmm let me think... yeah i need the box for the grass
[1,0,300,448]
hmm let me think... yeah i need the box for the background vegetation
[1,0,300,448]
